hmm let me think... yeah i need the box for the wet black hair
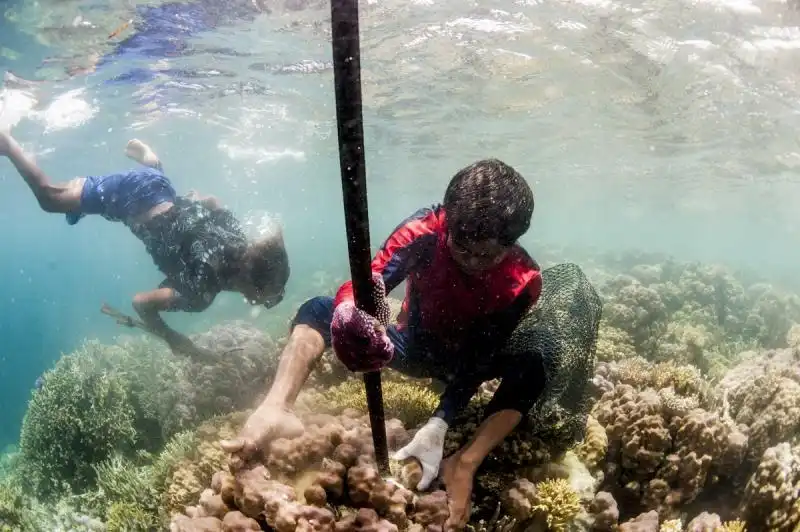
[248,233,290,296]
[443,158,534,246]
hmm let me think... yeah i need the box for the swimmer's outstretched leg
[0,131,82,213]
[3,71,41,90]
[125,139,163,171]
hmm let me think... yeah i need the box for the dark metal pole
[329,0,390,476]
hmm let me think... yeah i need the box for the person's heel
[125,139,161,169]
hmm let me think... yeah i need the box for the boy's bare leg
[125,139,162,169]
[0,131,82,213]
[3,71,41,90]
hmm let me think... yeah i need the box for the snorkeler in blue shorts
[0,130,290,359]
[66,0,270,80]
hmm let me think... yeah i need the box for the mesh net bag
[504,262,603,447]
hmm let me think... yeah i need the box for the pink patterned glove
[331,273,393,372]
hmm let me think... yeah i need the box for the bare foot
[440,453,475,531]
[220,402,304,471]
[125,139,161,168]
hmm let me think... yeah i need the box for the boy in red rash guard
[222,159,543,530]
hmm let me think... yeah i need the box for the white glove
[392,417,448,490]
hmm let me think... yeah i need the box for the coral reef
[740,442,800,530]
[170,410,452,531]
[10,253,800,531]
[162,256,800,531]
[80,412,248,530]
[297,375,440,429]
[183,322,280,426]
[573,415,608,472]
[0,481,36,531]
[162,413,249,517]
[501,478,582,531]
[18,349,138,499]
[17,321,280,501]
[726,370,800,464]
[588,491,619,530]
[106,502,158,532]
[593,258,800,376]
[592,382,748,520]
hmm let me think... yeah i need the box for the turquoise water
[1,0,800,450]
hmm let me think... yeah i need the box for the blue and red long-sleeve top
[334,205,543,421]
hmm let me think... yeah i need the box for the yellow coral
[573,416,608,470]
[722,520,746,532]
[298,378,439,428]
[596,324,637,362]
[651,361,704,397]
[162,412,246,515]
[530,478,581,532]
[106,502,157,532]
[660,518,683,532]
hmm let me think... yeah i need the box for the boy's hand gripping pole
[329,0,390,476]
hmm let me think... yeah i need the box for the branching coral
[16,321,281,503]
[92,454,160,516]
[722,519,746,532]
[18,350,138,499]
[77,414,241,530]
[182,322,280,424]
[162,413,248,517]
[596,324,637,362]
[499,477,581,531]
[297,376,439,429]
[530,478,582,531]
[105,502,158,532]
[70,322,280,445]
[81,337,189,450]
[0,481,36,531]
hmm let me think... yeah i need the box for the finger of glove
[369,272,388,295]
[368,273,391,326]
[332,304,378,336]
[332,308,374,355]
[392,445,414,461]
[351,349,394,372]
[331,303,394,372]
[418,462,440,491]
[335,346,394,373]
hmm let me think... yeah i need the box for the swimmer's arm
[185,190,222,210]
[132,288,195,348]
